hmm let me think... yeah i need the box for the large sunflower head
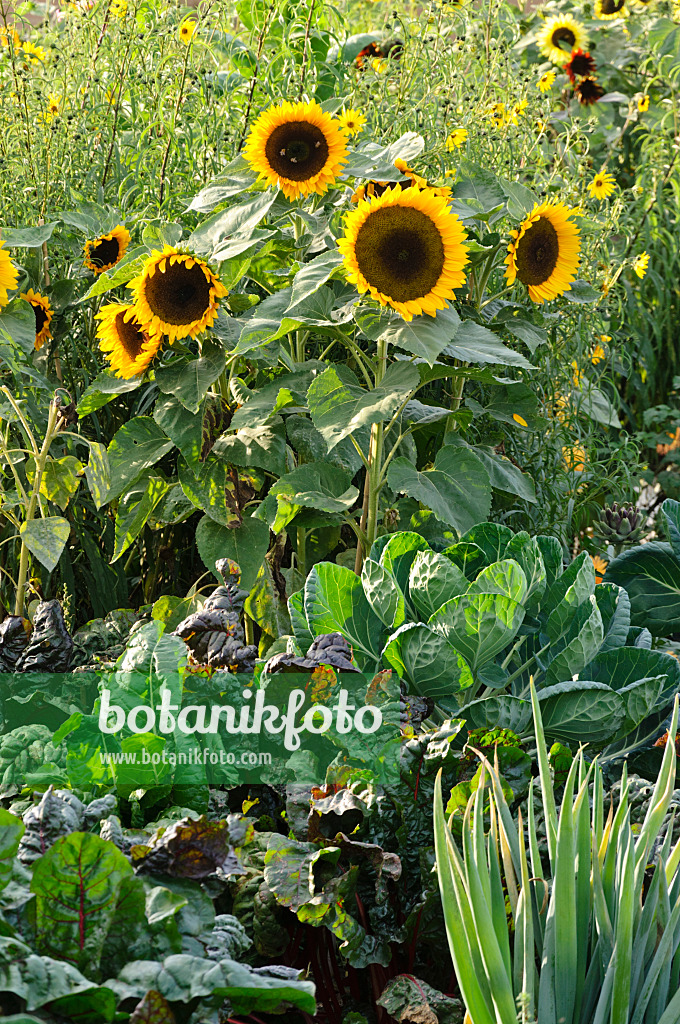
[244,100,348,201]
[538,15,588,65]
[338,185,469,321]
[0,240,19,309]
[505,202,581,304]
[21,289,53,350]
[595,0,627,17]
[84,225,130,274]
[564,48,596,83]
[95,302,164,379]
[574,77,605,105]
[127,247,227,343]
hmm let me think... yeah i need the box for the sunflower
[338,185,469,321]
[588,169,616,199]
[128,247,227,343]
[83,225,130,274]
[564,48,596,83]
[244,100,348,202]
[338,108,366,136]
[355,41,383,68]
[0,26,20,48]
[445,127,468,149]
[42,93,61,122]
[538,14,588,65]
[0,240,19,308]
[96,302,164,379]
[489,101,508,127]
[21,41,47,64]
[21,289,53,350]
[178,20,196,44]
[595,0,627,17]
[563,444,587,471]
[633,252,649,279]
[574,77,605,105]
[638,94,650,112]
[110,0,127,16]
[505,202,581,304]
[538,70,556,92]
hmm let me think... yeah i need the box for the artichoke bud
[598,502,643,543]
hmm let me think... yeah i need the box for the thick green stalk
[357,336,388,569]
[14,399,60,617]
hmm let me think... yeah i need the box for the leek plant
[434,682,680,1024]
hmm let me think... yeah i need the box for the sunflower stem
[358,336,388,571]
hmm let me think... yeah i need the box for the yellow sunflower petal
[0,240,19,309]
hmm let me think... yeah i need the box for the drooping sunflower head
[128,247,227,343]
[595,0,627,18]
[538,14,588,65]
[574,77,605,105]
[338,185,469,321]
[84,225,130,274]
[21,289,53,350]
[244,100,348,201]
[505,202,581,304]
[0,240,19,309]
[564,48,596,83]
[95,302,164,379]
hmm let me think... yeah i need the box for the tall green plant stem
[357,337,388,572]
[14,398,61,618]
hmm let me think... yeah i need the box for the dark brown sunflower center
[569,53,593,76]
[552,27,576,48]
[576,78,604,104]
[514,217,559,286]
[32,302,48,336]
[264,120,330,182]
[144,259,212,326]
[115,310,146,358]
[89,236,121,268]
[354,206,445,303]
[600,0,624,13]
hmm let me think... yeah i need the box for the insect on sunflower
[594,0,627,18]
[564,48,596,83]
[538,14,588,65]
[574,77,605,105]
[95,302,164,379]
[244,100,348,201]
[21,289,53,350]
[338,108,367,136]
[84,225,130,274]
[338,184,469,321]
[128,247,227,343]
[588,170,616,199]
[0,240,19,309]
[505,201,581,304]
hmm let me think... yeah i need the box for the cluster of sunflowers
[1,98,586,379]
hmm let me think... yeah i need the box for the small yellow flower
[512,413,528,426]
[446,128,468,150]
[0,26,20,48]
[590,340,607,364]
[587,169,616,200]
[21,40,47,64]
[42,93,61,122]
[444,169,456,178]
[563,444,587,471]
[633,252,649,279]
[538,70,556,93]
[178,20,196,45]
[338,108,367,136]
[371,57,387,73]
[489,102,507,127]
[571,360,584,387]
[638,94,650,112]
[508,99,528,124]
[590,554,608,582]
[110,0,127,15]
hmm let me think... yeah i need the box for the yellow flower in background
[633,252,650,278]
[590,554,608,583]
[128,247,227,343]
[0,240,19,309]
[338,184,469,321]
[110,0,127,16]
[446,128,468,150]
[178,20,196,45]
[638,94,650,112]
[43,93,61,121]
[563,444,587,471]
[505,202,581,303]
[571,360,584,387]
[538,14,588,65]
[588,169,616,199]
[513,413,528,426]
[489,102,507,127]
[244,100,348,201]
[0,26,20,48]
[21,41,47,64]
[371,57,387,73]
[96,302,164,379]
[595,0,627,17]
[20,289,53,350]
[508,99,528,124]
[84,225,130,274]
[591,337,609,364]
[538,70,557,92]
[338,108,367,135]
